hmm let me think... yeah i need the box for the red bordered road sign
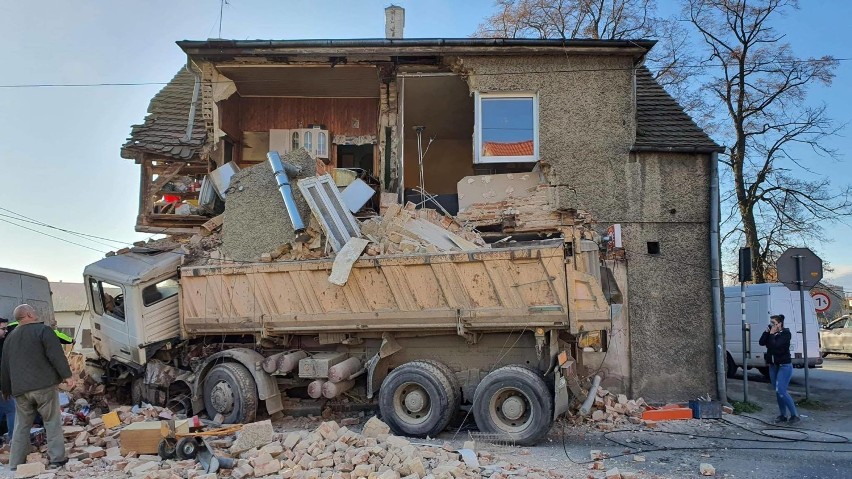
[811,292,831,313]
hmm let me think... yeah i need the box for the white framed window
[474,92,539,164]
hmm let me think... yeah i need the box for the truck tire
[417,359,462,413]
[203,363,258,424]
[472,365,553,446]
[756,366,770,379]
[378,361,457,438]
[726,353,738,379]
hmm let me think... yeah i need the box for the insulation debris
[221,149,315,262]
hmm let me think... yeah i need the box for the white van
[0,267,54,324]
[724,283,822,378]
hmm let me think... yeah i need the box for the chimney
[385,5,405,39]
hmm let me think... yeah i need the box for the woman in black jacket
[758,314,800,425]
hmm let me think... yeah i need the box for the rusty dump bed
[179,239,609,336]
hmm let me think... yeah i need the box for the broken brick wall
[455,55,715,401]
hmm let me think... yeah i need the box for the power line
[0,217,106,254]
[1,57,849,88]
[0,206,134,247]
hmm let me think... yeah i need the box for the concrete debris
[181,185,487,268]
[15,414,569,478]
[230,420,275,454]
[361,416,390,438]
[14,462,45,478]
[570,388,648,430]
[328,237,370,285]
[360,201,486,256]
[456,173,566,233]
[605,467,622,479]
[221,149,315,262]
[700,462,716,476]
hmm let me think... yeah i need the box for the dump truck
[83,235,609,445]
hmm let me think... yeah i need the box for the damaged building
[119,10,723,402]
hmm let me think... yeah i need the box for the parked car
[819,315,852,358]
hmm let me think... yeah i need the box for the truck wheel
[379,361,457,438]
[472,365,553,446]
[203,363,258,424]
[726,353,738,379]
[756,367,770,379]
[417,359,462,413]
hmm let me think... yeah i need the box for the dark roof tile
[634,66,722,153]
[121,69,207,161]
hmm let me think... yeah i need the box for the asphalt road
[513,357,852,478]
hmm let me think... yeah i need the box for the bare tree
[474,1,696,96]
[688,0,849,283]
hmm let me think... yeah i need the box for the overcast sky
[0,0,850,291]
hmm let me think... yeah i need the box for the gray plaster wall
[456,55,716,401]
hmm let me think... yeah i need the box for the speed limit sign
[812,292,831,313]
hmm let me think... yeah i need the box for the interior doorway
[337,144,374,175]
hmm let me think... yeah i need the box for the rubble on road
[567,387,650,430]
[6,415,568,479]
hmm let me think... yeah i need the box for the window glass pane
[88,278,104,316]
[292,132,300,150]
[318,132,327,156]
[481,97,534,157]
[304,131,313,152]
[93,280,125,321]
[142,278,179,307]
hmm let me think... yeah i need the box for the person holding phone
[759,314,800,425]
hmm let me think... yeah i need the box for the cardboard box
[120,420,188,455]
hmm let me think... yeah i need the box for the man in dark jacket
[0,304,72,469]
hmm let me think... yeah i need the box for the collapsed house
[119,8,722,402]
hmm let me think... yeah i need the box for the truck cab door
[86,277,133,363]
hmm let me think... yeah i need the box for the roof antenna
[218,0,229,38]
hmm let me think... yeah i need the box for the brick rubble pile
[569,388,649,431]
[7,416,567,479]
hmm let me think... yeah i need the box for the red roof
[482,140,534,157]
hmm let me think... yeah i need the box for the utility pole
[739,247,752,403]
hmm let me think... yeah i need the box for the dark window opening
[337,144,374,175]
[647,242,661,255]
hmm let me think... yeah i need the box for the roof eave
[177,38,656,60]
[631,145,725,154]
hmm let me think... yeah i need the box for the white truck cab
[83,250,182,367]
